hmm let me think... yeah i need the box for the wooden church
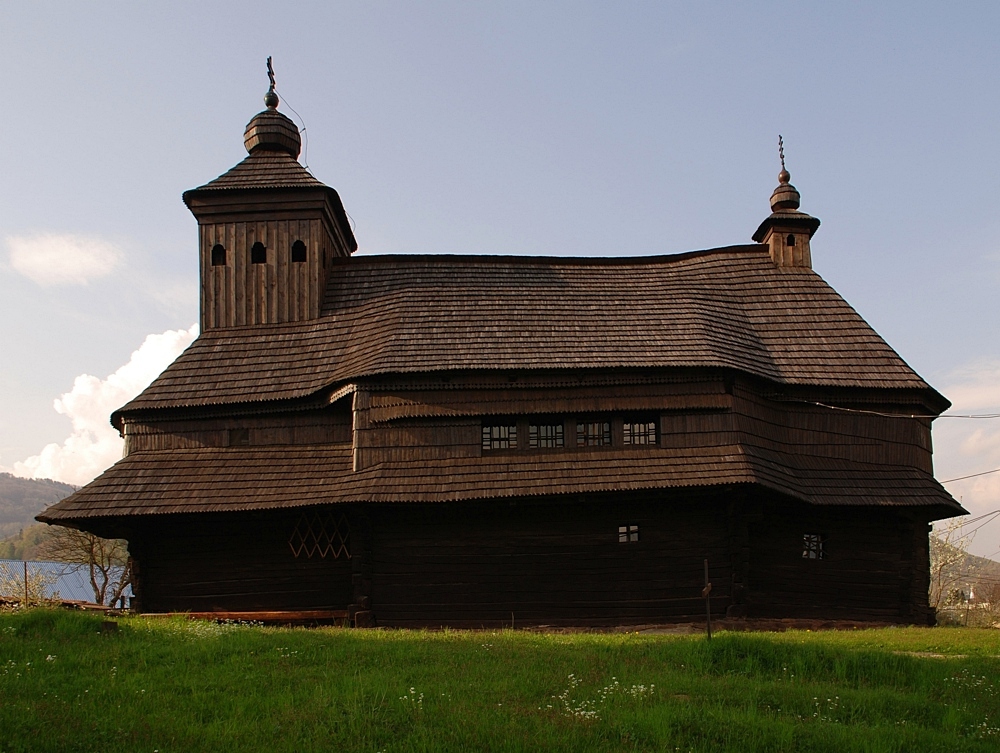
[39,75,963,627]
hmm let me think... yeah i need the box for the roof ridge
[344,244,768,267]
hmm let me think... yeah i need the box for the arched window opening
[211,244,226,266]
[291,240,307,263]
[785,234,796,247]
[251,242,267,264]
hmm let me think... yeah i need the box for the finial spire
[243,57,300,156]
[777,134,790,184]
[264,56,279,109]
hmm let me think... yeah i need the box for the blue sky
[2,2,999,552]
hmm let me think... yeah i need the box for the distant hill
[0,473,76,539]
[965,549,1000,593]
[0,522,51,560]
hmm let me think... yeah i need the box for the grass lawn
[2,610,1000,752]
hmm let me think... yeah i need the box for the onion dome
[769,169,801,211]
[243,80,301,158]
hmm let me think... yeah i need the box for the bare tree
[929,518,979,620]
[37,526,132,607]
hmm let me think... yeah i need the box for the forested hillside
[0,473,76,540]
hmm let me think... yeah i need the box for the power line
[275,89,309,169]
[785,399,1000,420]
[941,468,1000,484]
[940,508,1000,525]
[960,511,1000,537]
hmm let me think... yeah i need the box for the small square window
[529,423,564,448]
[482,424,516,451]
[618,524,639,543]
[802,533,825,560]
[228,428,250,447]
[577,420,611,447]
[624,420,657,445]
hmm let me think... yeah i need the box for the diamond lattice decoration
[289,511,351,559]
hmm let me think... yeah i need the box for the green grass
[2,610,1000,751]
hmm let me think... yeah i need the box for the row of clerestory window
[210,240,308,266]
[482,417,658,451]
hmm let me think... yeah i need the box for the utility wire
[941,468,1000,484]
[782,399,1000,420]
[770,400,1000,486]
[937,508,1000,525]
[275,89,309,169]
[958,511,1000,537]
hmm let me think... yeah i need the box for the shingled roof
[116,245,941,419]
[37,441,961,523]
[183,150,325,195]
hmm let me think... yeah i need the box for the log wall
[130,510,354,613]
[123,408,352,454]
[366,495,733,628]
[743,498,933,623]
[122,494,933,625]
[732,383,933,473]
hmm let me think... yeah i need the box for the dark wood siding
[130,511,353,613]
[732,383,933,473]
[745,499,932,624]
[367,495,733,628]
[123,408,351,454]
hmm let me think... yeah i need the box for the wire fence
[0,559,131,608]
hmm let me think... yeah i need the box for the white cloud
[7,233,122,286]
[941,360,1000,413]
[11,324,198,486]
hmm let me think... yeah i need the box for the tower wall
[189,189,355,330]
[200,217,330,328]
[761,226,813,268]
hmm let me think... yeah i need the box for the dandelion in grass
[550,673,655,721]
[400,687,424,710]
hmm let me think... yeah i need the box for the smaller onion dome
[242,60,301,158]
[243,107,301,158]
[769,168,801,211]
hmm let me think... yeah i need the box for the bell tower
[752,136,820,268]
[183,60,357,330]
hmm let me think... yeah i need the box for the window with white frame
[529,422,564,448]
[482,423,517,451]
[624,420,657,445]
[577,420,611,447]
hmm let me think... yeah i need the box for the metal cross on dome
[778,134,786,171]
[267,56,275,90]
